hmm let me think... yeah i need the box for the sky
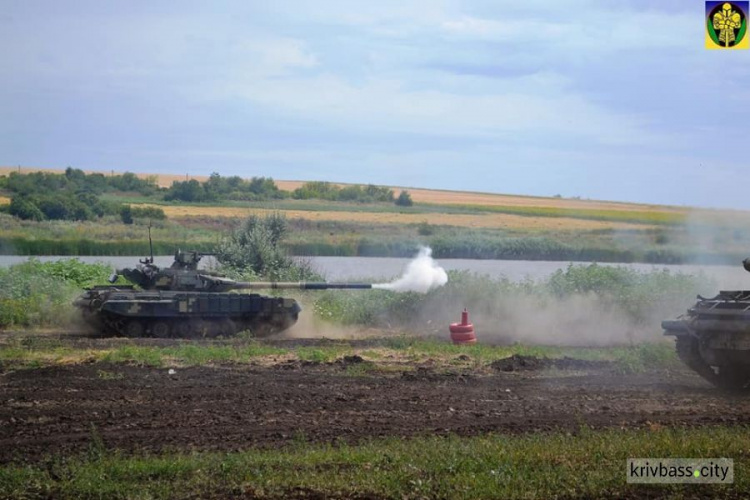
[1,0,748,209]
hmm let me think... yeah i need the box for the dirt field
[1,335,746,465]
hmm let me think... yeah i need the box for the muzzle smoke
[373,247,448,293]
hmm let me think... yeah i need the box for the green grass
[439,203,688,225]
[1,426,746,499]
[377,337,678,372]
[314,265,709,334]
[2,204,749,263]
[0,259,113,327]
[0,335,677,374]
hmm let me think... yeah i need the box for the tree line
[0,169,414,222]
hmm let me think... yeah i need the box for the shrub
[9,197,44,221]
[314,264,708,343]
[120,205,133,224]
[417,221,434,236]
[164,179,207,202]
[131,206,167,220]
[0,259,112,328]
[292,182,394,203]
[395,190,413,207]
[215,213,320,281]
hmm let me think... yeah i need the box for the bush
[216,213,319,281]
[164,179,207,202]
[314,264,708,344]
[131,206,167,220]
[293,182,394,203]
[9,197,44,221]
[417,221,434,236]
[120,205,133,224]
[0,259,112,328]
[395,190,413,207]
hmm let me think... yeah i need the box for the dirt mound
[490,355,613,372]
[400,367,474,383]
[337,355,365,365]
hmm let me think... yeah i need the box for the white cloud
[232,37,318,75]
[218,71,651,146]
[439,11,694,50]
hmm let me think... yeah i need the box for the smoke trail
[373,247,448,293]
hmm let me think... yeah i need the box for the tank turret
[74,249,371,338]
[112,250,372,292]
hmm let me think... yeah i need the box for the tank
[662,258,750,389]
[73,250,371,338]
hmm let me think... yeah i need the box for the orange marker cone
[449,308,476,344]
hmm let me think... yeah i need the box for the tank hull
[663,290,750,389]
[74,286,301,338]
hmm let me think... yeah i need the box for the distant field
[0,166,685,214]
[5,166,750,261]
[146,204,654,231]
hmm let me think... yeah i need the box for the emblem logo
[706,2,749,49]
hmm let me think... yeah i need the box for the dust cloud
[280,310,377,340]
[447,293,680,347]
[373,247,448,293]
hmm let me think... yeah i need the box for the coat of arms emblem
[706,2,749,49]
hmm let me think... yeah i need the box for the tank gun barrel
[229,281,372,290]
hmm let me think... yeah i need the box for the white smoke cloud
[373,247,448,293]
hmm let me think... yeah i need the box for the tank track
[675,336,750,390]
[675,336,717,385]
[98,313,296,339]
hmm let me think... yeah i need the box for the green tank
[73,250,371,338]
[663,258,750,389]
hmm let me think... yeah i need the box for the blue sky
[1,1,748,208]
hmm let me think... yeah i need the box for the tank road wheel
[715,364,750,391]
[251,313,299,337]
[173,321,194,339]
[124,320,145,338]
[216,319,237,337]
[676,336,750,391]
[150,321,171,339]
[675,336,717,385]
[193,320,210,338]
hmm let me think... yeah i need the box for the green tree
[164,179,206,202]
[9,197,44,221]
[395,190,413,207]
[216,213,317,281]
[120,205,133,224]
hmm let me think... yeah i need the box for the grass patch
[441,203,687,226]
[0,259,112,328]
[378,337,677,372]
[0,426,746,499]
[0,336,677,374]
[101,346,166,367]
[315,265,708,337]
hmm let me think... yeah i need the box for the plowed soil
[2,348,749,464]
